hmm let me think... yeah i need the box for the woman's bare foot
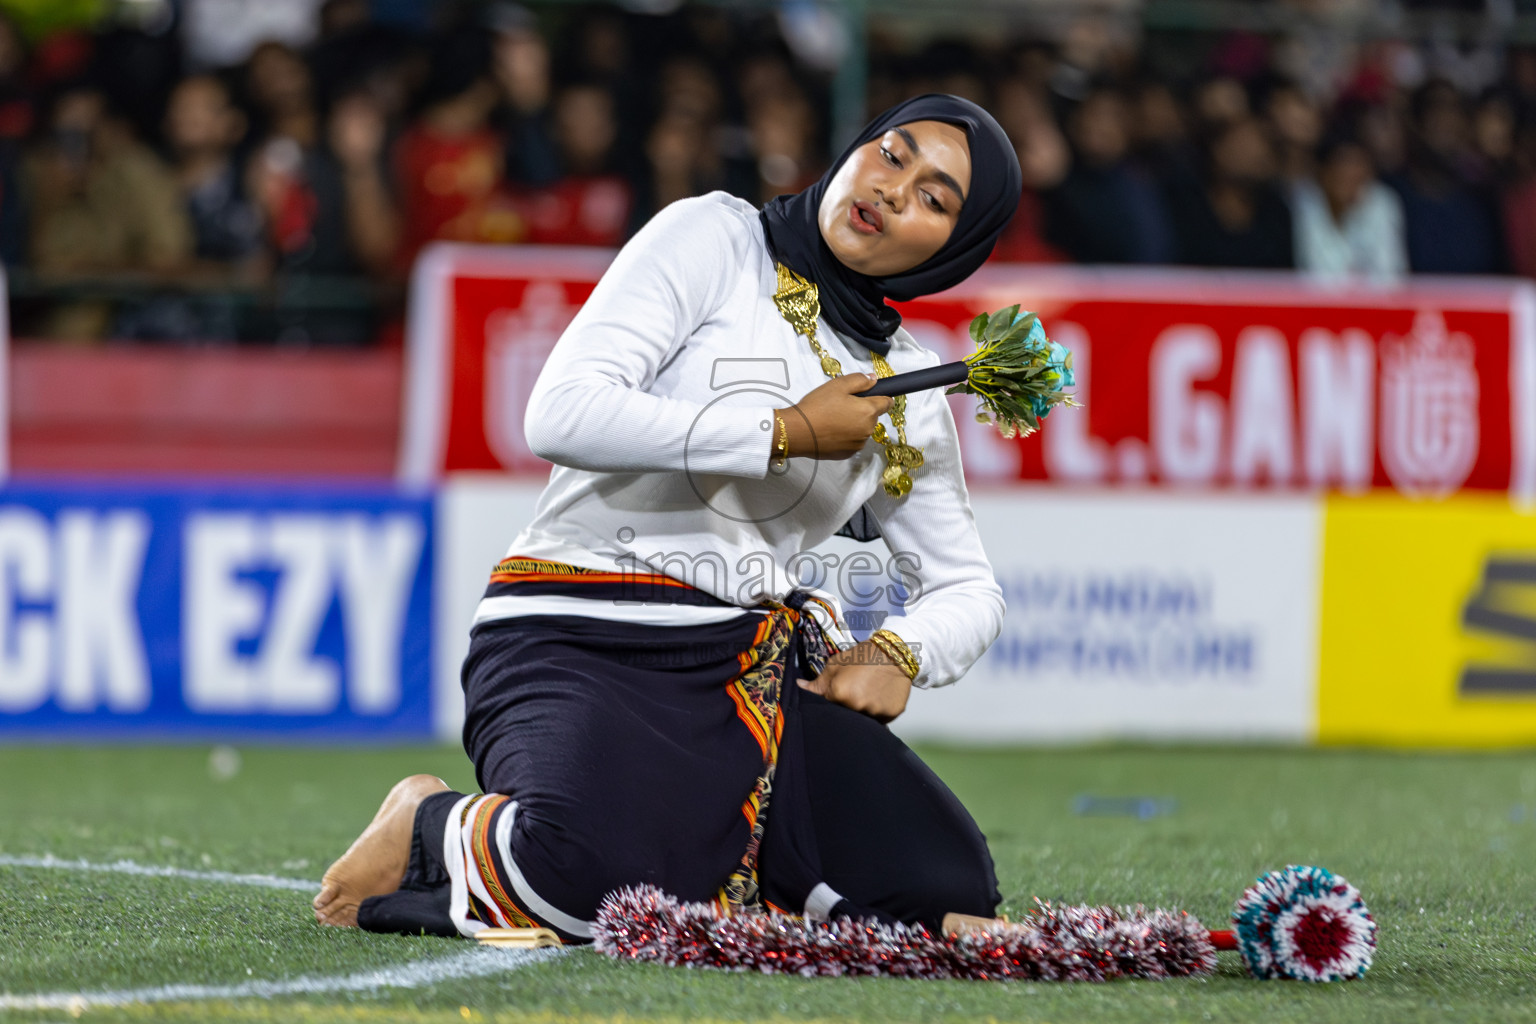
[942,912,1005,936]
[312,774,450,927]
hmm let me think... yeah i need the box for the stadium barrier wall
[0,475,1530,746]
[431,477,1322,745]
[6,251,1536,744]
[9,344,399,477]
[434,480,1535,747]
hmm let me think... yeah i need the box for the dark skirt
[358,562,998,939]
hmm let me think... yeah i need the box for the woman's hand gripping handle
[771,373,893,465]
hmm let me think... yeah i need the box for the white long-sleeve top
[480,191,1004,688]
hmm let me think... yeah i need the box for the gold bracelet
[869,631,917,680]
[867,631,902,671]
[772,411,790,468]
[870,629,920,680]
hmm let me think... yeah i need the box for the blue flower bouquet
[859,305,1076,438]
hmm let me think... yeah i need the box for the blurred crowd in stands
[2,0,1534,342]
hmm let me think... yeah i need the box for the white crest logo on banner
[1380,310,1481,498]
[484,281,576,473]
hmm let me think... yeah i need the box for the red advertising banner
[399,245,1536,502]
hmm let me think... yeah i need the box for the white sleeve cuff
[682,403,777,478]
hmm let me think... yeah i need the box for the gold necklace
[772,263,923,498]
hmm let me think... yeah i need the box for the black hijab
[760,94,1023,356]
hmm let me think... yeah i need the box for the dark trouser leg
[796,691,1001,931]
[357,790,463,937]
[360,697,1001,938]
[362,613,768,939]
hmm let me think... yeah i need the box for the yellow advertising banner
[1318,493,1536,746]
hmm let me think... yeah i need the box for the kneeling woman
[314,95,1022,940]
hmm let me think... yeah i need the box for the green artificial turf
[1,743,1533,1023]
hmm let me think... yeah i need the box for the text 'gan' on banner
[398,248,1536,504]
[901,267,1536,499]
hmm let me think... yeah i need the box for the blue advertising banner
[0,481,433,740]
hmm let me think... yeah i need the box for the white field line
[0,853,319,892]
[0,854,564,1010]
[0,947,562,1011]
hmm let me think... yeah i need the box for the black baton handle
[856,360,970,397]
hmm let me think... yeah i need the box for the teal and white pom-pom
[1231,865,1377,981]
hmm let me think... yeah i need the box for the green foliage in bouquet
[951,305,1077,438]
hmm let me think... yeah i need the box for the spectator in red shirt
[244,85,399,281]
[394,29,523,268]
[0,12,31,142]
[238,38,398,285]
[516,80,632,247]
[1501,119,1536,277]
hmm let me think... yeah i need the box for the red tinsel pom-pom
[592,885,1217,982]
